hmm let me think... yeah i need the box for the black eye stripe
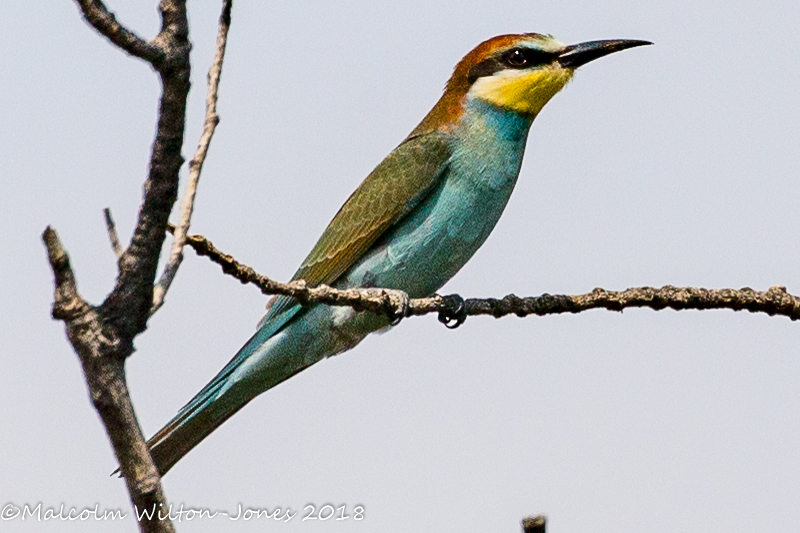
[467,47,558,84]
[467,57,505,84]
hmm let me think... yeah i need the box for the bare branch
[152,0,233,314]
[462,284,800,320]
[522,515,547,533]
[73,0,164,64]
[180,230,800,324]
[43,228,174,533]
[49,1,197,531]
[103,208,124,260]
[101,0,191,341]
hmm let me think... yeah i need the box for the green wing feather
[267,131,451,318]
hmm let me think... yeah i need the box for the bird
[146,33,650,475]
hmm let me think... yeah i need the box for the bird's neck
[459,96,534,142]
[446,96,533,192]
[410,90,535,140]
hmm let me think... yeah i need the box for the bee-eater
[147,33,650,475]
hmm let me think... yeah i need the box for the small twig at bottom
[521,515,547,533]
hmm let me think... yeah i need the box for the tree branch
[73,0,164,65]
[43,228,174,533]
[152,0,233,314]
[48,1,203,531]
[462,284,800,320]
[179,229,800,324]
[101,0,191,341]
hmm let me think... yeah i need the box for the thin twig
[103,208,124,260]
[152,0,233,314]
[180,230,800,323]
[73,0,164,64]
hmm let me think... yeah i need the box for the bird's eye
[504,49,529,68]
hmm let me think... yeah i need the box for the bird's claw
[386,290,410,326]
[438,294,467,329]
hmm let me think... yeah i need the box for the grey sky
[2,1,800,532]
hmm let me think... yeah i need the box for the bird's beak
[558,39,652,68]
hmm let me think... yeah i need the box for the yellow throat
[469,65,574,117]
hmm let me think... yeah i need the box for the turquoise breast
[342,98,533,297]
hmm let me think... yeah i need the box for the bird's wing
[153,132,452,438]
[267,130,452,319]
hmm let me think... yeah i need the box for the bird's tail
[143,305,302,476]
[145,374,248,476]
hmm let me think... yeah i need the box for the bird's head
[413,33,650,135]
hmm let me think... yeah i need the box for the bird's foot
[385,289,410,326]
[438,294,467,329]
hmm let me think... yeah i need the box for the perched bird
[147,33,650,475]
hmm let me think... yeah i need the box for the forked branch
[45,1,212,532]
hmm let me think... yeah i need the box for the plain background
[3,1,800,531]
